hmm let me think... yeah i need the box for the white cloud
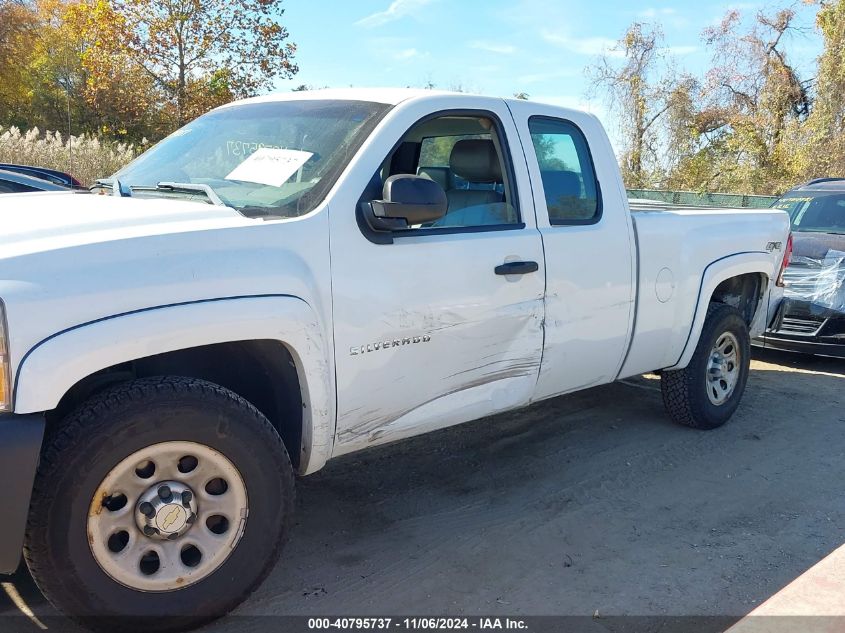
[469,41,517,55]
[638,7,690,28]
[639,7,676,18]
[356,0,435,28]
[724,2,760,10]
[541,30,624,57]
[394,48,420,60]
[543,26,696,59]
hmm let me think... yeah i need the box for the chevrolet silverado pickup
[0,89,790,629]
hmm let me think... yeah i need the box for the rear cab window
[527,117,601,225]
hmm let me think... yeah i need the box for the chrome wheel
[706,331,740,406]
[88,441,248,592]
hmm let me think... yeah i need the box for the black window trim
[527,115,603,227]
[356,108,525,244]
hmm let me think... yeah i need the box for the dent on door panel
[332,295,544,455]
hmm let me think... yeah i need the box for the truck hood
[0,190,328,385]
[1,191,248,259]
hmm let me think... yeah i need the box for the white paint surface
[0,89,791,474]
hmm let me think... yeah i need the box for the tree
[0,0,300,145]
[0,0,38,128]
[684,7,810,193]
[588,23,684,188]
[0,0,164,140]
[114,0,298,127]
[19,0,97,136]
[802,0,845,177]
[47,0,161,139]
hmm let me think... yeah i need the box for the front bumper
[0,413,45,574]
[754,298,845,358]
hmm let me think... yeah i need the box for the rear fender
[669,252,773,370]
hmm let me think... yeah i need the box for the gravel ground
[2,348,844,632]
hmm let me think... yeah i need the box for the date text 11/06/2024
[308,618,529,630]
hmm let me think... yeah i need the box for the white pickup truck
[0,89,789,629]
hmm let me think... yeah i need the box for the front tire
[24,376,295,632]
[661,303,751,429]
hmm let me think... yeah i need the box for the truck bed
[619,203,789,378]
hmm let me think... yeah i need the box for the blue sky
[276,0,823,145]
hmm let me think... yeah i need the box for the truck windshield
[112,99,390,218]
[772,192,845,235]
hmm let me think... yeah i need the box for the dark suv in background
[758,178,845,357]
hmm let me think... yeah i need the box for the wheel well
[710,273,767,325]
[47,340,304,468]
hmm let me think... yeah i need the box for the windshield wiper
[93,178,131,197]
[129,182,227,207]
[796,229,845,236]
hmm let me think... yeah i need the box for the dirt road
[3,348,844,631]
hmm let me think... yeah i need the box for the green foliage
[594,3,845,195]
[0,0,298,145]
[800,0,845,178]
[419,134,489,167]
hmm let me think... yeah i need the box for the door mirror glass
[364,174,448,231]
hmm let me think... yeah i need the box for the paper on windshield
[226,148,313,187]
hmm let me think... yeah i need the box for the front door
[329,97,545,456]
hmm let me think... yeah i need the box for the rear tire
[661,303,751,429]
[24,376,295,632]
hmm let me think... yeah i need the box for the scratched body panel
[331,230,546,456]
[332,294,545,455]
[327,94,545,456]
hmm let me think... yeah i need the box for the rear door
[328,96,545,455]
[506,101,636,399]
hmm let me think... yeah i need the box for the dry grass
[0,126,139,186]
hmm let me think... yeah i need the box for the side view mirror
[362,174,448,232]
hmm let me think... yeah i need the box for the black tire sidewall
[688,306,751,428]
[27,379,294,622]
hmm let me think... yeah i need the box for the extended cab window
[373,114,519,230]
[528,117,600,224]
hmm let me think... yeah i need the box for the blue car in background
[0,163,82,194]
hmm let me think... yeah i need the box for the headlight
[0,301,10,412]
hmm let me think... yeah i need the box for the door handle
[495,261,539,276]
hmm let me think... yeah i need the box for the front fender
[668,252,774,370]
[14,295,334,474]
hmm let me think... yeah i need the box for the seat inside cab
[375,115,518,227]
